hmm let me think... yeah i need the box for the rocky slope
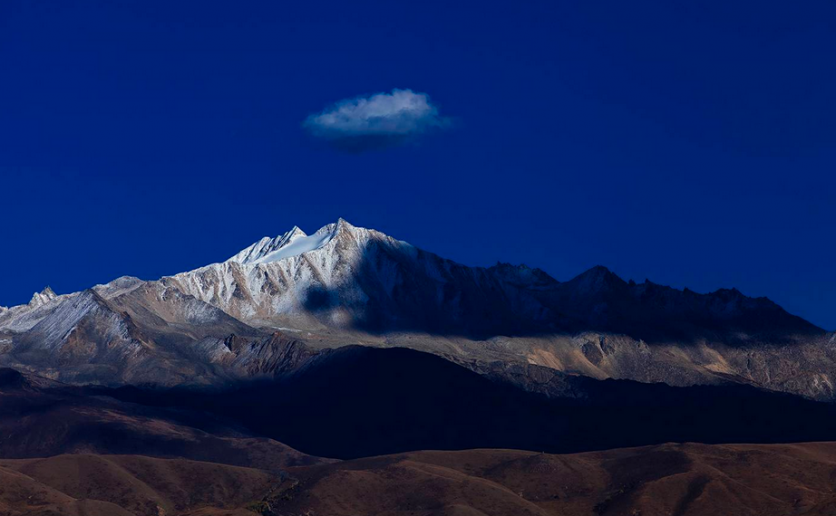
[0,219,832,399]
[0,278,315,386]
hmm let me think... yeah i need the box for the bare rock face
[0,218,832,399]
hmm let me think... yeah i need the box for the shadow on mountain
[100,346,836,460]
[302,286,338,313]
[299,237,823,345]
[0,368,323,469]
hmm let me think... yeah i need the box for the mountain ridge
[2,220,820,335]
[0,219,832,400]
[161,219,823,338]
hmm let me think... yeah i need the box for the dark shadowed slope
[0,368,325,469]
[531,264,824,344]
[103,346,836,460]
[7,346,836,463]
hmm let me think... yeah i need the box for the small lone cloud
[303,89,451,152]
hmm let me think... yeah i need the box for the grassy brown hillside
[275,442,836,516]
[7,443,836,515]
[0,454,279,516]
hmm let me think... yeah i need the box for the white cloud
[303,89,450,151]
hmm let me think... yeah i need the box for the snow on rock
[160,218,559,336]
[226,226,308,264]
[93,276,144,300]
[163,218,421,328]
[248,226,338,265]
[0,287,68,333]
[227,220,352,266]
[29,287,58,308]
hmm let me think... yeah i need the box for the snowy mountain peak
[29,287,57,308]
[227,219,360,266]
[227,226,307,264]
[335,217,354,229]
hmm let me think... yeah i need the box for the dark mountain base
[5,347,836,514]
[0,368,325,469]
[98,346,836,460]
[5,345,836,462]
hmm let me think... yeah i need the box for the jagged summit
[226,219,359,265]
[227,226,307,264]
[29,286,57,308]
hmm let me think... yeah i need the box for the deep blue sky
[1,1,834,329]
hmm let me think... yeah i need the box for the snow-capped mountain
[162,218,561,335]
[0,287,70,334]
[162,219,821,342]
[227,224,339,265]
[0,219,832,397]
[164,219,416,330]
